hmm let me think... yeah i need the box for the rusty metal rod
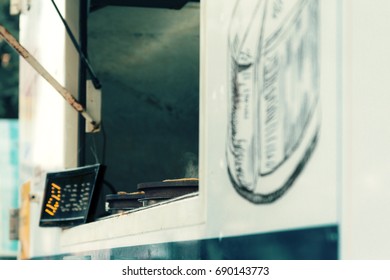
[0,24,99,131]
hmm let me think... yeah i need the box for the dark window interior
[84,2,200,218]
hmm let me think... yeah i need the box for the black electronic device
[105,192,145,214]
[39,164,105,227]
[137,178,198,206]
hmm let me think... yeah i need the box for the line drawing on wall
[226,0,321,204]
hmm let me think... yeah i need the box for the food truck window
[84,2,200,219]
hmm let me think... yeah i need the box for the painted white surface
[204,0,338,237]
[341,0,390,259]
[61,195,206,254]
[18,0,79,258]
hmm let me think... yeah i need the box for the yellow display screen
[44,183,61,216]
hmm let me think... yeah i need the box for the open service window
[62,0,204,244]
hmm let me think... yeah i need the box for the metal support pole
[0,24,99,131]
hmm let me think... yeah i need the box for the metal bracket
[9,209,19,241]
[86,80,102,133]
[10,0,31,15]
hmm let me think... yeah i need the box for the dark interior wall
[84,4,200,210]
